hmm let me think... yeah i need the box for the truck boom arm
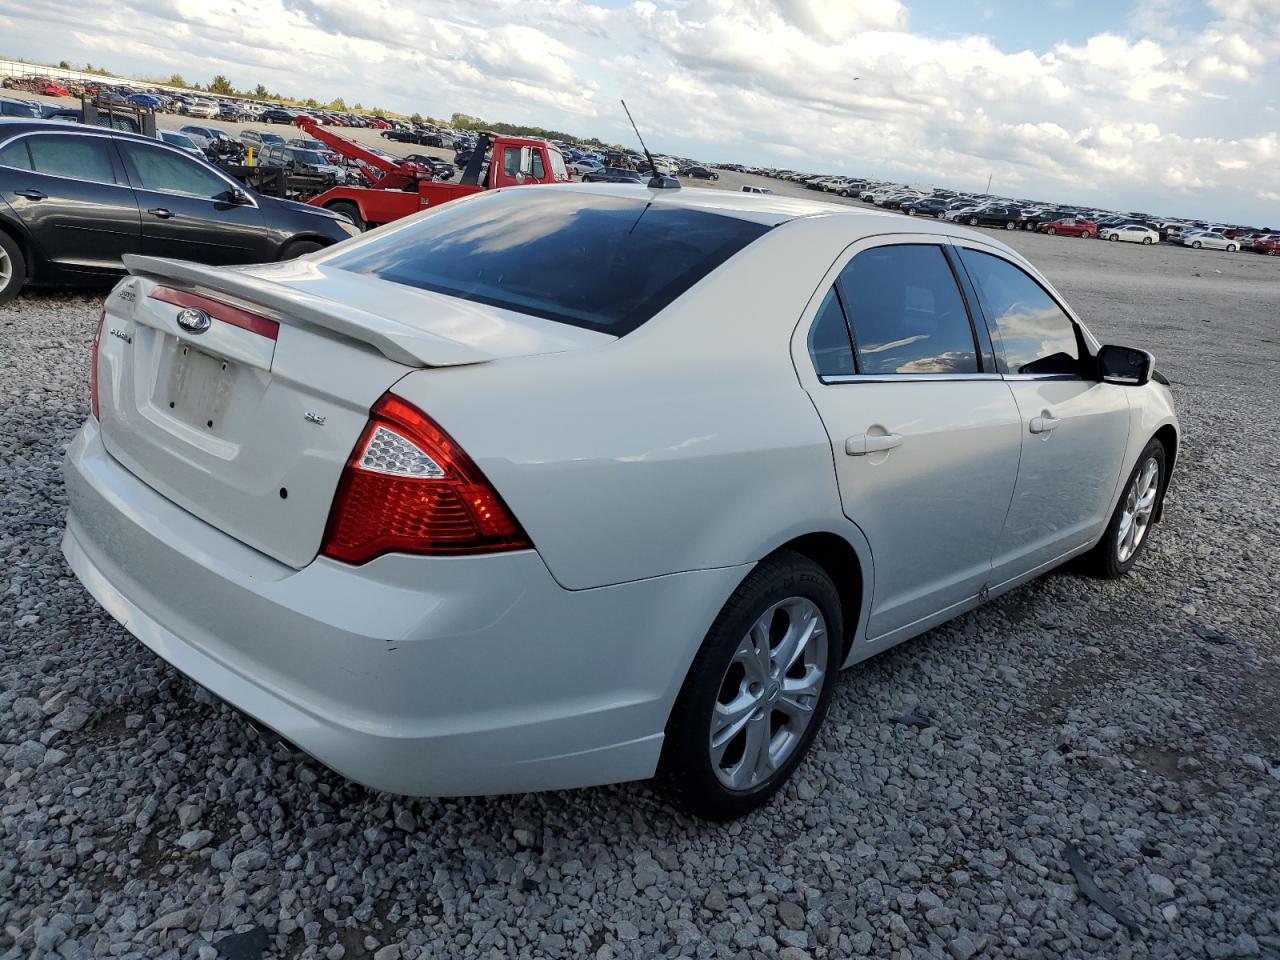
[294,116,430,190]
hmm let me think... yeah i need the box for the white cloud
[0,0,1276,221]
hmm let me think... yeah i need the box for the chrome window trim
[116,136,260,209]
[820,373,1003,384]
[0,129,127,186]
[1001,373,1084,382]
[0,127,258,207]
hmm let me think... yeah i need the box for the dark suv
[0,120,356,303]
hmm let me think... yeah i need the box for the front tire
[658,551,842,821]
[968,216,979,226]
[1085,439,1166,579]
[1192,240,1202,248]
[1109,234,1120,242]
[1005,221,1016,230]
[1142,237,1153,245]
[279,239,326,260]
[1227,244,1237,252]
[1047,227,1057,235]
[0,230,27,305]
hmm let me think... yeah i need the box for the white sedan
[1182,230,1240,251]
[64,186,1179,820]
[1103,224,1160,245]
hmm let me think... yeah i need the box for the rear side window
[957,248,1081,376]
[323,191,770,334]
[0,139,32,170]
[838,244,979,375]
[26,135,117,184]
[808,288,855,377]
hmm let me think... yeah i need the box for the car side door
[0,130,140,276]
[953,243,1131,586]
[795,237,1023,640]
[114,137,272,265]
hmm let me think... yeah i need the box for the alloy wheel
[1116,456,1159,564]
[0,246,10,291]
[709,598,828,791]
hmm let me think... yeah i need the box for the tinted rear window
[324,190,770,334]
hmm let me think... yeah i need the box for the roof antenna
[621,99,680,190]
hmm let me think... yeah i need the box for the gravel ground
[1,221,1278,960]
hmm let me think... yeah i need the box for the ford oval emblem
[176,307,211,334]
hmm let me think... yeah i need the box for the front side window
[957,248,1080,376]
[322,190,770,334]
[837,244,979,375]
[530,150,546,180]
[26,135,117,184]
[118,141,230,199]
[502,147,521,178]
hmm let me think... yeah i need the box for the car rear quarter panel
[390,216,870,592]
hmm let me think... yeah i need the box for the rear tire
[1085,440,1166,579]
[1005,221,1016,230]
[0,230,27,305]
[326,201,365,232]
[658,551,843,821]
[279,239,326,260]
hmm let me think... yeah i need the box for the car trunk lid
[95,257,611,568]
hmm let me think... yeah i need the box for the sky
[1,0,1277,223]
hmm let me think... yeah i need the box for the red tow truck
[293,116,572,230]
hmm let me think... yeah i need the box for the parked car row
[0,118,358,303]
[726,164,1277,256]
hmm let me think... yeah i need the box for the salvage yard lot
[1,195,1278,959]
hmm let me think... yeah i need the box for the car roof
[0,118,178,148]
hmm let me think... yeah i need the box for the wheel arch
[1152,423,1179,522]
[0,213,36,281]
[771,532,867,665]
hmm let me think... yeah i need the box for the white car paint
[63,185,1179,798]
[1104,224,1160,245]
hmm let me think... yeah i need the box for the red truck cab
[302,124,572,230]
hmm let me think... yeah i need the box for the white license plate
[163,343,234,431]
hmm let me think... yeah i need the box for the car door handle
[146,207,174,219]
[846,433,904,456]
[14,188,46,201]
[1029,415,1061,434]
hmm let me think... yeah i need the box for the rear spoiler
[121,254,495,368]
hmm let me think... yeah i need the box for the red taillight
[321,394,531,564]
[90,309,105,420]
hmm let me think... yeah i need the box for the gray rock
[777,900,806,931]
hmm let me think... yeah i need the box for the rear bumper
[63,419,748,796]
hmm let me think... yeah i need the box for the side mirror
[1097,344,1153,386]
